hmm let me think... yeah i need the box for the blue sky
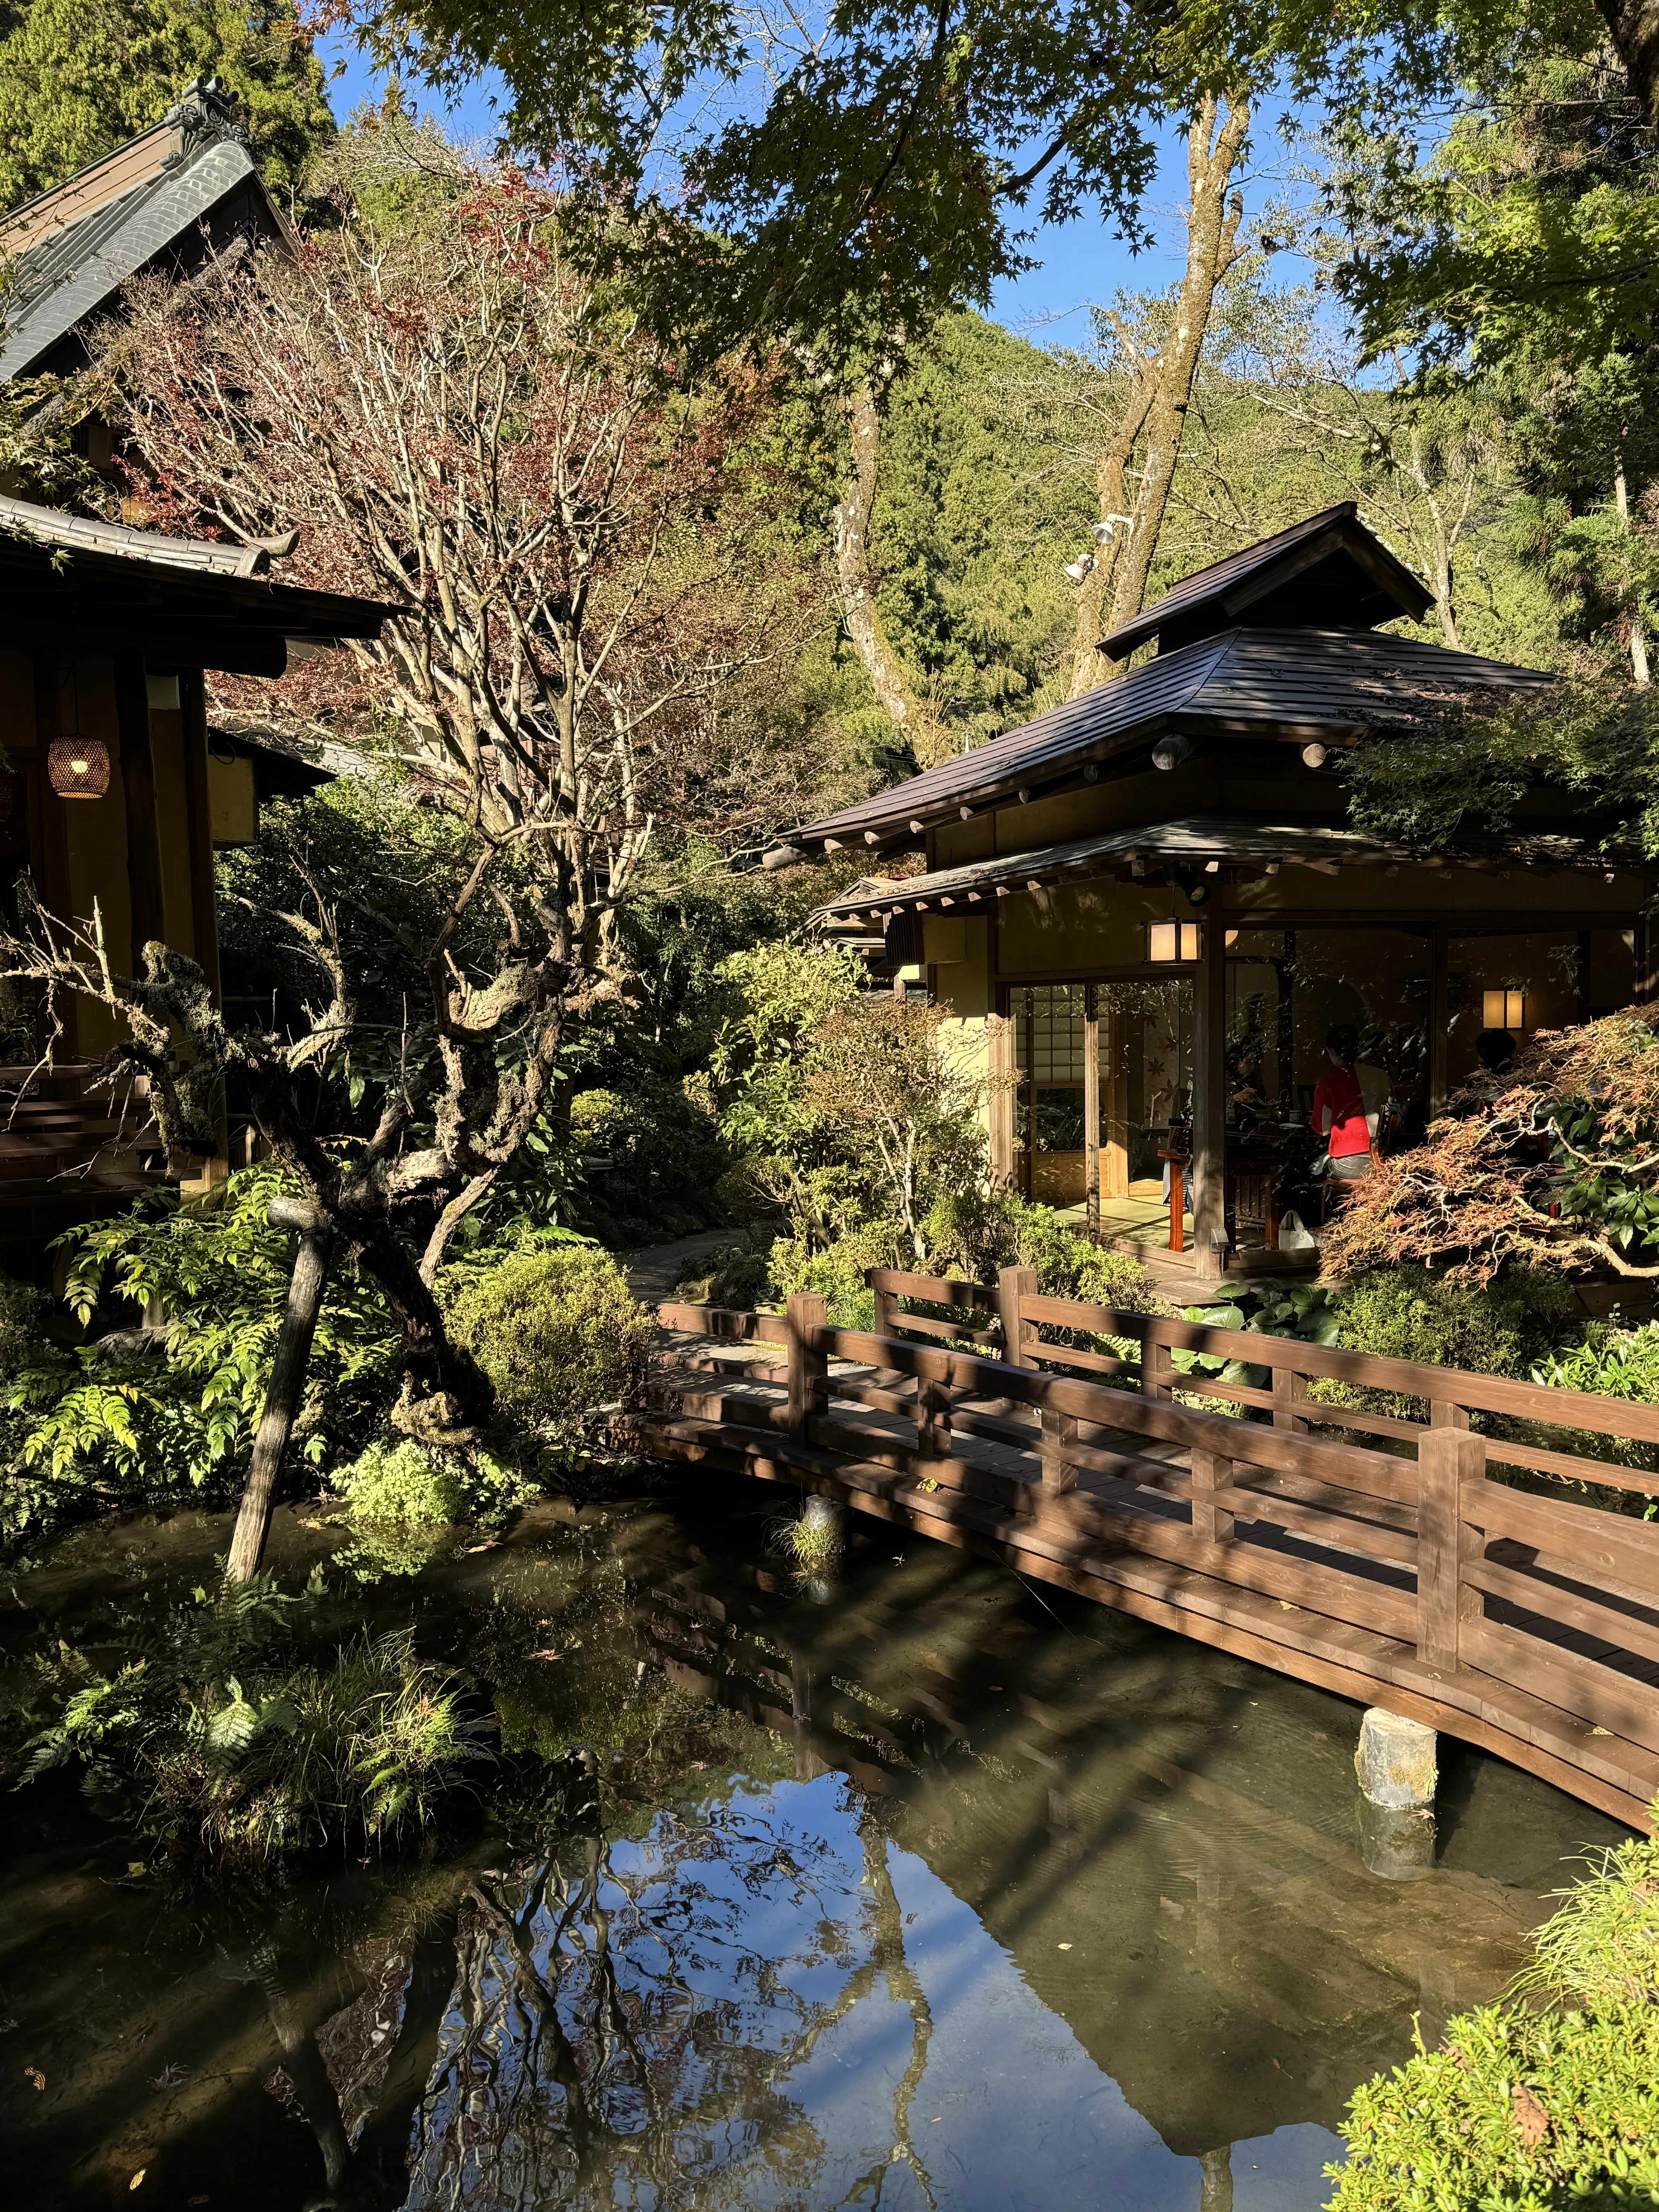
[316,38,1304,350]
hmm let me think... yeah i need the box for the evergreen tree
[0,0,333,208]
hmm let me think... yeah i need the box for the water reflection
[0,1489,1631,2211]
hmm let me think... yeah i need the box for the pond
[0,1477,1630,2211]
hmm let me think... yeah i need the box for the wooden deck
[639,1269,1659,1832]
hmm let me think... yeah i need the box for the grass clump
[445,1247,651,1441]
[767,1504,845,1574]
[1327,1826,1659,2210]
[17,1576,488,1861]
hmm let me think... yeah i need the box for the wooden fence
[648,1267,1659,1831]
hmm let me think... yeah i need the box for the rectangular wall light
[1482,988,1527,1031]
[1148,921,1201,963]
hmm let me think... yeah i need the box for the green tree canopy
[347,0,1554,361]
[0,0,333,207]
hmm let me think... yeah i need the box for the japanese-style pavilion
[804,504,1649,1278]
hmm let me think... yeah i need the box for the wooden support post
[871,1273,899,1343]
[1417,1426,1484,1673]
[1430,1398,1471,1431]
[1104,995,1130,1201]
[113,651,164,957]
[1271,1364,1308,1433]
[988,1011,1015,1185]
[1143,1329,1173,1403]
[1188,1449,1235,1546]
[1083,981,1101,1240]
[1193,910,1227,1279]
[1429,922,1449,1119]
[787,1291,829,1443]
[1021,991,1036,1200]
[1040,1406,1079,1494]
[998,1264,1037,1369]
[918,1373,953,1466]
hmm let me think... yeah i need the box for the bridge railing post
[1143,1324,1173,1403]
[787,1292,829,1444]
[998,1264,1037,1368]
[1189,1449,1234,1545]
[1417,1426,1484,1672]
[1039,1406,1079,1494]
[917,1369,953,1469]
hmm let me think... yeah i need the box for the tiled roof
[0,492,271,576]
[0,86,285,379]
[1096,502,1434,657]
[0,492,395,648]
[799,627,1551,847]
[814,816,1611,919]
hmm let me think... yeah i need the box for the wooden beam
[1429,921,1448,1117]
[112,651,164,956]
[1083,980,1100,1238]
[1104,993,1130,1200]
[1192,907,1227,1278]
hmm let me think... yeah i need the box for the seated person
[1311,1022,1373,1181]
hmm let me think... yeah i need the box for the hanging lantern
[48,735,111,799]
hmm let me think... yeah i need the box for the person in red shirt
[1311,1023,1374,1182]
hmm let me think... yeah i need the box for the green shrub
[1327,1830,1659,2211]
[1329,1265,1576,1377]
[445,1247,651,1438]
[2,1168,398,1539]
[335,1437,468,1524]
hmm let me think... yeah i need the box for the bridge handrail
[863,1265,1659,1492]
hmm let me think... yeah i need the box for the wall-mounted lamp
[1482,988,1528,1032]
[48,735,110,799]
[1149,921,1201,963]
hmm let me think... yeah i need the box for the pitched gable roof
[798,626,1550,848]
[1097,502,1434,659]
[0,82,290,380]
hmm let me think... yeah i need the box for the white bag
[1278,1209,1319,1254]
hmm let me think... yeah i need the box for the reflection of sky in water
[401,1772,1342,2210]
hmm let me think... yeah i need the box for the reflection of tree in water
[400,1792,938,2210]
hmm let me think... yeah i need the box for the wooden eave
[0,520,395,676]
[813,816,1635,922]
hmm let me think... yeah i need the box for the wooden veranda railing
[648,1268,1659,1831]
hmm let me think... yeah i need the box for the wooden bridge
[640,1268,1659,1832]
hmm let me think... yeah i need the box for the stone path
[623,1227,745,1307]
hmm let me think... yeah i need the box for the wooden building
[804,505,1649,1279]
[0,79,289,390]
[0,495,386,1238]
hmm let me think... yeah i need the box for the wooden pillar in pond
[1192,906,1227,1279]
[1083,981,1101,1238]
[1429,922,1449,1118]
